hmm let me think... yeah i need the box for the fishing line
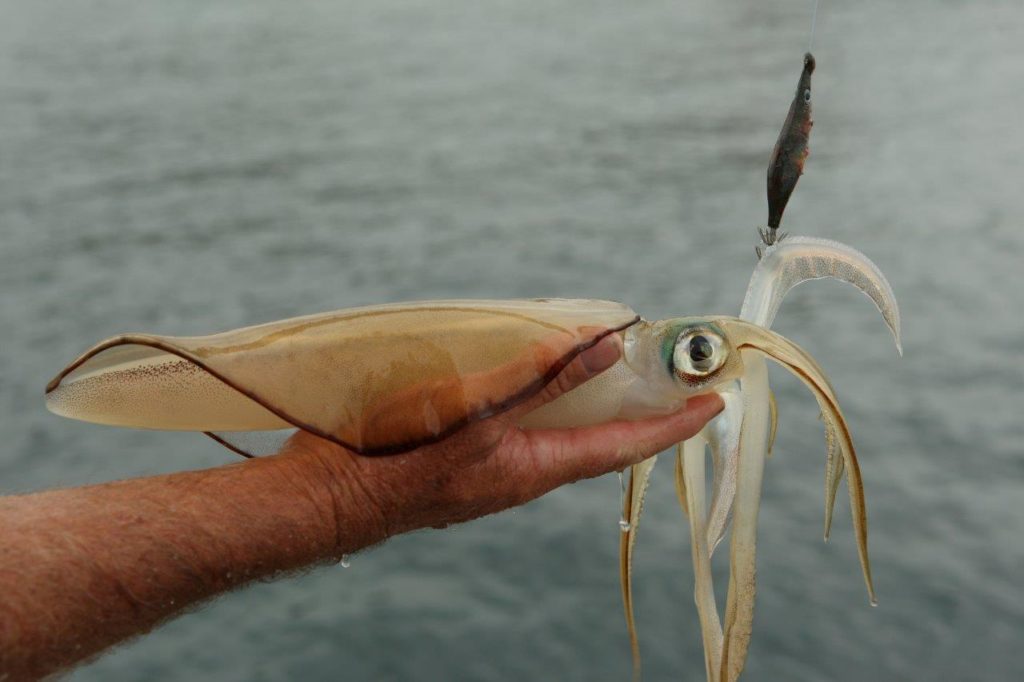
[808,0,821,52]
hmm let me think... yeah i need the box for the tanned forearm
[0,447,384,679]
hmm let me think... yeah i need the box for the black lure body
[761,52,815,250]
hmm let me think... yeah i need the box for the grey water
[1,1,1022,679]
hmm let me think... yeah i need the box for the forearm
[0,447,382,679]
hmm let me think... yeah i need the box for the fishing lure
[758,52,816,257]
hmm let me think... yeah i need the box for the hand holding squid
[280,336,727,538]
[8,333,727,680]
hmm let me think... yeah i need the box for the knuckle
[539,358,588,404]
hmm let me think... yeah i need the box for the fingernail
[580,335,622,375]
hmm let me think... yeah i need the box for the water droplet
[617,471,631,533]
[340,554,351,568]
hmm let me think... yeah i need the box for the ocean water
[1,1,1022,679]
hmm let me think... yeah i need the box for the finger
[515,393,725,494]
[505,333,623,420]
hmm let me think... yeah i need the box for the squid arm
[719,320,877,605]
[718,358,770,682]
[620,456,658,681]
[742,237,899,550]
[704,389,744,556]
[679,435,724,681]
[715,314,882,680]
[674,442,688,516]
[705,237,900,558]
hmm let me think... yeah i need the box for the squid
[618,236,902,681]
[46,286,895,679]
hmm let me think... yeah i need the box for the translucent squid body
[619,237,902,682]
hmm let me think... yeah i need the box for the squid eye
[689,335,713,364]
[803,89,811,103]
[674,330,727,379]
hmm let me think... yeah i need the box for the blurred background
[1,0,1022,680]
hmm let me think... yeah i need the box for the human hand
[278,334,724,545]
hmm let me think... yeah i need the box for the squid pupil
[689,336,713,364]
[803,89,811,103]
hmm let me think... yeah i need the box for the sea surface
[1,1,1022,680]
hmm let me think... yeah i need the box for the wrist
[272,437,392,556]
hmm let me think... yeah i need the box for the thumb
[507,332,622,419]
